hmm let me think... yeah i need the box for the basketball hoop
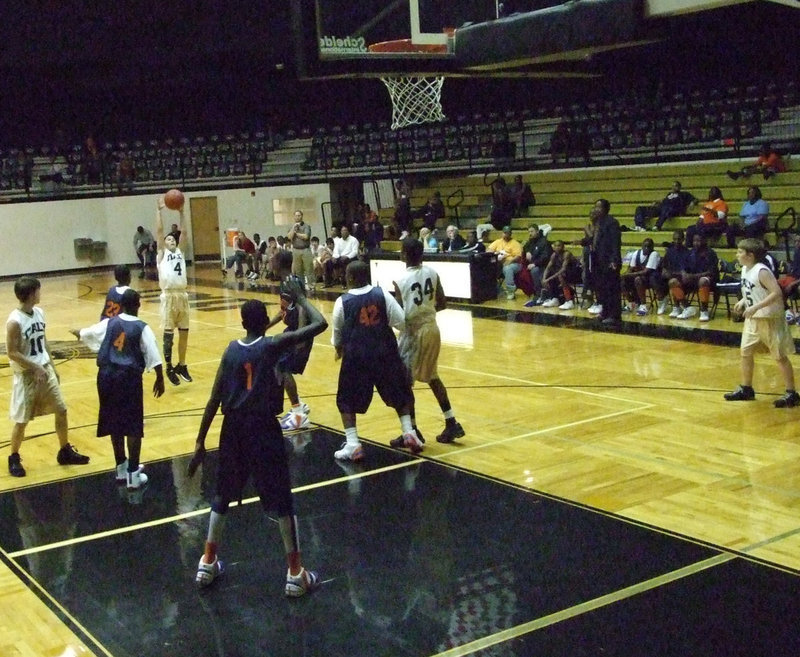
[379,76,446,130]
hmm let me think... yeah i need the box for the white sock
[345,427,359,445]
[399,415,413,434]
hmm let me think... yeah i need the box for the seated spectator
[265,236,280,280]
[487,226,523,300]
[222,231,254,278]
[393,179,412,237]
[685,186,728,247]
[778,234,800,316]
[509,175,535,218]
[726,186,769,247]
[324,225,360,287]
[313,237,334,282]
[633,181,697,231]
[247,232,268,280]
[441,225,466,252]
[133,225,157,279]
[488,178,515,230]
[460,230,486,253]
[414,191,445,230]
[658,229,689,316]
[419,227,438,253]
[539,241,582,310]
[727,143,786,181]
[668,233,718,321]
[621,238,663,316]
[521,224,553,306]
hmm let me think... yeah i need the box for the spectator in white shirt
[621,238,663,316]
[324,225,360,287]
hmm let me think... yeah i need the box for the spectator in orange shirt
[727,143,786,181]
[685,187,728,247]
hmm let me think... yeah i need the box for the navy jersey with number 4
[218,336,283,416]
[97,316,147,372]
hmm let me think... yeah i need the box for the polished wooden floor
[1,262,800,656]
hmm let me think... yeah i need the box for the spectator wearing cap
[487,226,523,300]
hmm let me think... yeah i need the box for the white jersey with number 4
[394,265,439,330]
[741,262,782,318]
[7,307,49,371]
[159,248,187,291]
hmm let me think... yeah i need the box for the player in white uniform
[725,238,799,407]
[392,237,465,444]
[6,276,90,477]
[156,194,192,386]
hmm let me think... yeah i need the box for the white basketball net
[380,76,446,130]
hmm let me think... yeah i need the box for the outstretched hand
[282,276,306,302]
[187,443,206,477]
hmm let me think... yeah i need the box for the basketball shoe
[279,403,310,422]
[196,556,224,588]
[390,428,425,448]
[402,430,424,454]
[334,442,365,461]
[166,365,181,386]
[280,412,310,431]
[174,364,193,383]
[57,443,90,465]
[285,568,321,598]
[116,460,145,485]
[127,468,148,491]
[436,422,465,443]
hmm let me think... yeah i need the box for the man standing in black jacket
[591,199,622,325]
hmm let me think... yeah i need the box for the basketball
[164,189,184,211]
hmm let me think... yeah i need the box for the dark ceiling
[0,2,797,148]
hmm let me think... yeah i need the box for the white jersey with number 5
[741,262,782,318]
[395,265,439,329]
[159,248,187,291]
[7,307,49,371]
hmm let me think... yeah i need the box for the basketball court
[0,264,799,655]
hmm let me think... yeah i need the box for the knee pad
[163,331,174,360]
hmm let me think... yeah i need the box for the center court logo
[319,35,368,54]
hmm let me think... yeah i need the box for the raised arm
[271,279,328,350]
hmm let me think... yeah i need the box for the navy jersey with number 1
[218,336,283,416]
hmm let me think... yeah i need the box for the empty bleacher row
[0,81,797,204]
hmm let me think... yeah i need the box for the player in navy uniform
[93,290,164,492]
[331,260,422,461]
[187,282,328,596]
[100,264,132,320]
[267,250,313,431]
[71,264,133,350]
